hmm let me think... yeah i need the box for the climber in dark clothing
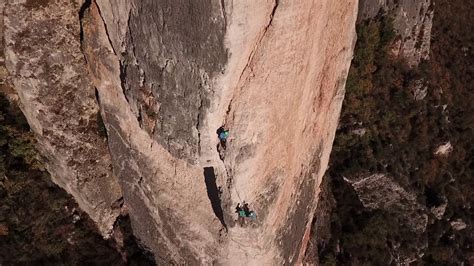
[242,202,251,217]
[216,126,230,149]
[216,126,225,136]
[235,202,257,226]
[235,203,242,214]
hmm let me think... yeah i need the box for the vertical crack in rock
[94,1,117,56]
[94,87,109,141]
[93,1,130,111]
[203,167,227,230]
[121,11,138,109]
[81,1,125,96]
[119,62,129,105]
[196,98,204,155]
[220,0,227,30]
[79,0,92,63]
[225,0,279,121]
[243,0,279,79]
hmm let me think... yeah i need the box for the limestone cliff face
[4,0,357,263]
[3,0,122,236]
[359,0,433,66]
[345,174,428,233]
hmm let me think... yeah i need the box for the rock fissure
[241,0,279,82]
[78,0,92,63]
[125,13,139,70]
[224,0,279,124]
[94,87,109,140]
[220,0,227,31]
[94,1,117,56]
[118,63,129,105]
[196,97,204,156]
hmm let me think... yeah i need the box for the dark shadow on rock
[203,167,227,230]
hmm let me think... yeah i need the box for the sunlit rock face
[3,0,122,236]
[4,0,358,263]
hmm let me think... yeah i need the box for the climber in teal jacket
[217,126,230,149]
[217,127,229,141]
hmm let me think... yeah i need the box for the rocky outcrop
[434,142,453,156]
[450,219,467,231]
[345,174,428,233]
[3,0,122,236]
[3,0,358,263]
[359,0,433,66]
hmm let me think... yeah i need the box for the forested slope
[306,1,473,264]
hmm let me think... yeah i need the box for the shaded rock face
[4,0,358,263]
[3,0,122,236]
[359,0,433,66]
[119,0,227,162]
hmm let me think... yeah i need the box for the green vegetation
[330,15,445,190]
[317,3,473,264]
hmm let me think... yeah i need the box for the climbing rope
[233,181,243,202]
[221,161,242,202]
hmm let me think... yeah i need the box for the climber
[235,203,242,213]
[216,126,230,149]
[217,126,229,141]
[235,202,257,226]
[242,202,251,217]
[242,201,257,220]
[235,203,246,225]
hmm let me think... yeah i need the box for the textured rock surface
[0,2,6,87]
[3,0,358,263]
[82,3,220,263]
[85,0,357,263]
[345,174,428,233]
[359,0,433,66]
[450,219,467,231]
[219,1,357,263]
[3,0,122,236]
[434,141,453,156]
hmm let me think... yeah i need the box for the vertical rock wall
[218,1,358,263]
[4,0,358,263]
[82,2,221,263]
[86,0,357,263]
[119,0,227,162]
